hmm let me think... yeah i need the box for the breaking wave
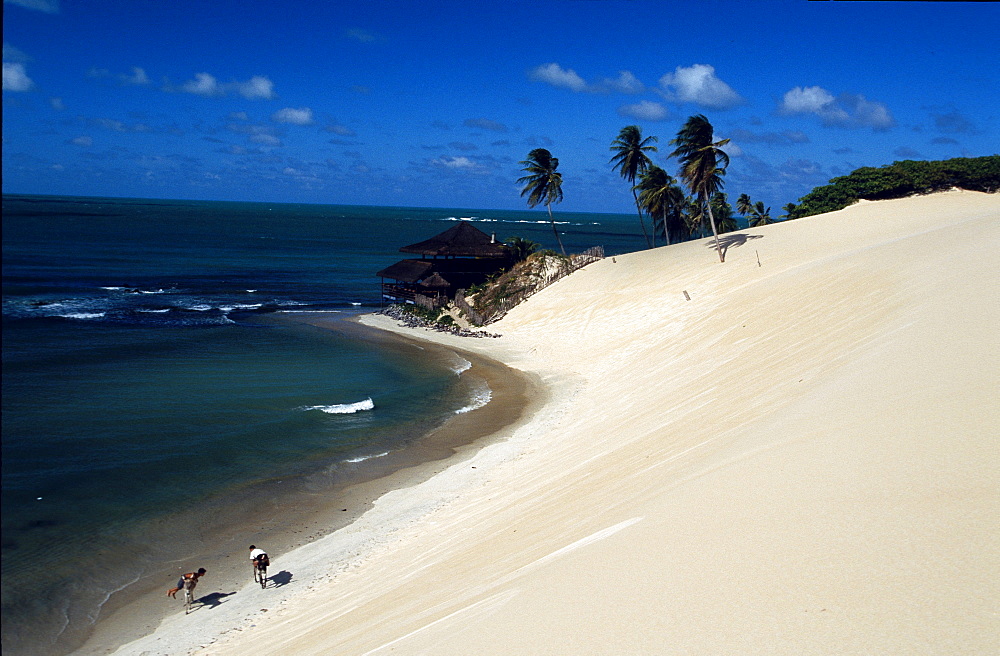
[455,383,491,414]
[303,397,375,414]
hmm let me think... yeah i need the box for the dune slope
[124,190,999,655]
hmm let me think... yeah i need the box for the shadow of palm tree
[269,570,293,587]
[197,591,236,609]
[706,233,763,259]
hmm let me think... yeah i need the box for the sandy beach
[105,190,999,655]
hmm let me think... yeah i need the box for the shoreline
[76,312,544,656]
[98,191,999,655]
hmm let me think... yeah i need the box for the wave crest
[303,397,375,414]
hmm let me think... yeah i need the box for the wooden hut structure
[377,222,511,308]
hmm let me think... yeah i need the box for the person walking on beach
[166,568,206,599]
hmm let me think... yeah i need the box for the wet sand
[75,313,541,655]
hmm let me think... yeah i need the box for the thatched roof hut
[399,221,508,258]
[375,259,434,283]
[378,222,512,306]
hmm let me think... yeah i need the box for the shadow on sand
[707,233,764,259]
[269,570,293,587]
[195,591,236,610]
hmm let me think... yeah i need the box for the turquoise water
[1,194,641,654]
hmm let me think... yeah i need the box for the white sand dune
[112,190,999,655]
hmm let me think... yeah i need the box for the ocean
[1,194,642,655]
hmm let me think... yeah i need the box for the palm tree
[635,165,686,245]
[780,202,797,221]
[736,193,753,218]
[712,192,739,234]
[610,125,658,248]
[506,236,540,262]
[669,115,731,262]
[748,201,773,227]
[737,193,773,227]
[518,148,566,255]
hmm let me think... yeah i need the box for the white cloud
[236,76,274,99]
[324,123,356,137]
[121,67,150,85]
[779,86,894,130]
[529,63,587,92]
[617,100,669,122]
[780,86,835,114]
[5,0,59,13]
[659,64,744,109]
[272,107,313,125]
[175,73,275,99]
[69,135,93,147]
[181,72,222,96]
[50,96,64,110]
[600,70,644,94]
[431,156,479,170]
[3,62,34,91]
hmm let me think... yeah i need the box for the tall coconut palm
[518,148,566,255]
[610,125,658,248]
[635,165,686,245]
[669,115,731,262]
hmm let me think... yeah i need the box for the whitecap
[449,356,472,376]
[279,309,342,314]
[344,451,389,464]
[138,308,171,313]
[57,312,105,320]
[303,397,375,414]
[455,384,491,414]
[218,303,263,312]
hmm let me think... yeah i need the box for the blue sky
[3,0,998,214]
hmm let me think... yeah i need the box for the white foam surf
[455,383,491,414]
[303,397,375,414]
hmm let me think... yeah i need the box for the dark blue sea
[1,194,642,655]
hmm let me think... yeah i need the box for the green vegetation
[610,125,658,248]
[670,115,732,262]
[518,148,566,256]
[635,165,686,246]
[791,156,999,218]
[505,236,541,263]
[397,304,441,323]
[517,118,994,263]
[737,193,774,227]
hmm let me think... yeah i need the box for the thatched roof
[420,272,451,289]
[399,221,508,258]
[376,259,434,282]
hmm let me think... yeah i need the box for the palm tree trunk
[632,188,652,248]
[546,202,566,256]
[704,192,724,263]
